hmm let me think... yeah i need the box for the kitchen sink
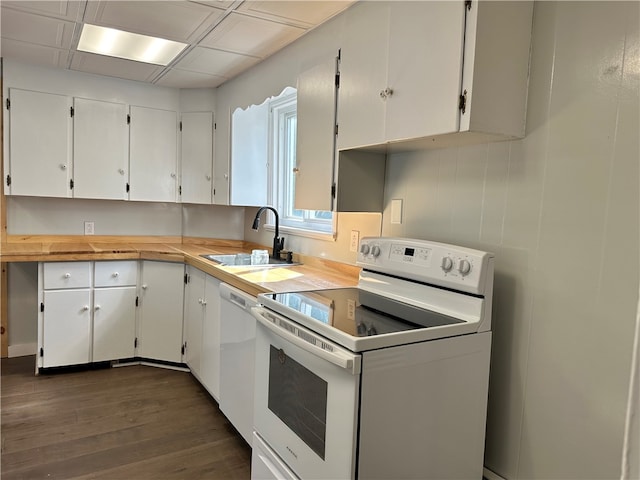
[200,253,301,267]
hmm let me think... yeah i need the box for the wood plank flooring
[1,356,251,479]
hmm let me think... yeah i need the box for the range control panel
[357,237,494,295]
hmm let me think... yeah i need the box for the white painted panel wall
[381,3,639,478]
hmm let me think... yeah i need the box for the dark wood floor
[1,356,251,480]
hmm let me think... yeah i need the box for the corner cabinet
[137,261,185,364]
[180,112,214,204]
[337,0,533,151]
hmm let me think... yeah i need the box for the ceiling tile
[237,1,353,28]
[188,0,237,9]
[1,8,76,49]
[70,52,163,83]
[0,39,70,68]
[175,46,260,78]
[200,12,306,58]
[1,1,84,21]
[155,68,227,88]
[84,1,227,43]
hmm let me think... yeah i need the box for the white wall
[382,2,639,478]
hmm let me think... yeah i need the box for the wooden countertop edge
[0,236,360,294]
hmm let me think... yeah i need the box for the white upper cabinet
[180,111,214,204]
[73,97,129,200]
[6,88,72,197]
[295,58,338,212]
[129,106,178,202]
[338,1,533,151]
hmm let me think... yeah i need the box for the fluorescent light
[77,24,187,66]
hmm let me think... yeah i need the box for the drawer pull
[95,305,101,311]
[82,305,90,311]
[141,284,148,290]
[112,272,119,277]
[64,273,71,279]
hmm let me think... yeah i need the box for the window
[269,90,334,236]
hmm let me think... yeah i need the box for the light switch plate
[391,199,403,224]
[350,230,360,252]
[84,221,95,235]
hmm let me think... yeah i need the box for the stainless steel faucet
[252,206,284,260]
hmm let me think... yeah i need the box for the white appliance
[219,283,257,446]
[250,237,495,480]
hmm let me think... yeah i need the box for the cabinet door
[138,261,185,363]
[294,58,337,211]
[181,112,213,204]
[42,289,91,368]
[183,267,204,377]
[337,1,389,150]
[129,106,178,202]
[73,98,129,200]
[200,274,221,399]
[7,88,72,197]
[385,1,465,141]
[93,287,137,362]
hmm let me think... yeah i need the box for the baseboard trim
[484,467,507,480]
[8,342,37,358]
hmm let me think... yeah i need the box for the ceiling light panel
[77,24,188,66]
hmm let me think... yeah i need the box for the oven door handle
[251,307,361,375]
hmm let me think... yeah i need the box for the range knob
[360,244,370,255]
[371,245,381,257]
[458,259,472,276]
[441,256,454,272]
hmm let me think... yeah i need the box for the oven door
[252,306,361,480]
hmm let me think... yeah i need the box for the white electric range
[251,237,494,480]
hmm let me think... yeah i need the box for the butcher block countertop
[0,235,360,297]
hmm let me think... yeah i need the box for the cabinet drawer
[43,262,91,289]
[95,261,137,287]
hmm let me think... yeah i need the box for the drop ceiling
[0,0,355,88]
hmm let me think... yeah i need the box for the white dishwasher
[219,283,257,446]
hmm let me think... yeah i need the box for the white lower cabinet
[183,266,221,399]
[41,288,92,368]
[93,287,137,362]
[38,261,137,369]
[137,261,185,364]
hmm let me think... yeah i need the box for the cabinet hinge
[134,337,138,348]
[5,98,10,110]
[335,72,340,88]
[126,183,130,193]
[6,175,11,187]
[127,114,131,125]
[70,179,74,190]
[135,296,139,307]
[179,185,182,196]
[181,343,186,355]
[465,0,472,10]
[70,106,74,118]
[39,347,44,357]
[40,302,44,312]
[213,188,216,196]
[331,182,336,199]
[214,123,217,130]
[179,121,182,132]
[184,273,189,284]
[459,89,467,114]
[335,124,339,136]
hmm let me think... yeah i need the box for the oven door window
[268,345,328,460]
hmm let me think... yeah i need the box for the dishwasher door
[219,283,258,446]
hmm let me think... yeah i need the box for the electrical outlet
[84,221,95,235]
[350,230,360,252]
